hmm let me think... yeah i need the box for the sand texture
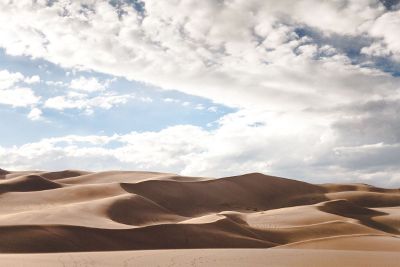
[0,169,399,266]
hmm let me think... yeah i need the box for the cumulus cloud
[1,109,399,187]
[69,76,113,92]
[0,0,400,186]
[367,9,400,61]
[0,68,129,117]
[0,0,397,110]
[27,107,43,121]
[0,69,41,107]
[0,70,24,89]
[0,87,40,107]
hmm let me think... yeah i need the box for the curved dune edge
[0,169,398,253]
[277,234,400,251]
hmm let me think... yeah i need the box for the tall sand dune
[0,169,398,265]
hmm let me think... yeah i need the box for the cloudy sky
[1,0,400,186]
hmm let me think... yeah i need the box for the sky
[1,0,400,187]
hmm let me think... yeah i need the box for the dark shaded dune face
[0,175,62,193]
[0,220,276,253]
[0,168,9,176]
[1,171,43,179]
[322,183,399,194]
[39,170,89,180]
[121,173,327,217]
[0,168,9,180]
[106,194,186,226]
[327,191,400,207]
[318,199,386,217]
[318,199,399,235]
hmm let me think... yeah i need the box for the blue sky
[1,0,400,187]
[0,49,233,146]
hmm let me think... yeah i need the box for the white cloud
[2,108,400,187]
[27,107,43,121]
[0,87,40,107]
[44,92,134,114]
[0,69,24,90]
[367,9,400,60]
[0,69,41,108]
[361,42,391,57]
[0,0,396,111]
[0,69,43,108]
[163,98,179,103]
[0,0,400,186]
[45,80,68,87]
[24,75,41,84]
[44,95,83,110]
[69,76,112,92]
[194,104,205,110]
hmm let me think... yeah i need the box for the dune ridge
[0,169,398,255]
[0,168,9,176]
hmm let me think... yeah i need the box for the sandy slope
[1,249,400,267]
[0,169,399,265]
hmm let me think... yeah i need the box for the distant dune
[0,169,399,266]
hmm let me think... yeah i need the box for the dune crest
[0,170,398,255]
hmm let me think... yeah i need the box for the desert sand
[0,168,399,266]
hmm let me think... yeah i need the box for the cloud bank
[1,0,400,186]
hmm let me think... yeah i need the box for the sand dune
[0,168,9,176]
[0,175,62,193]
[0,169,398,265]
[55,171,175,185]
[39,170,91,180]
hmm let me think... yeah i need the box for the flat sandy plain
[0,168,399,266]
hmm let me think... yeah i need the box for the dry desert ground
[0,168,399,266]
